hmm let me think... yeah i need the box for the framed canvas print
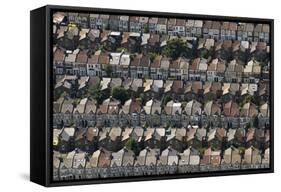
[30,5,274,187]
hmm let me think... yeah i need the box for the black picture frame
[30,4,274,187]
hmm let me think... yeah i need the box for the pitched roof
[158,146,178,166]
[108,127,122,141]
[54,48,65,63]
[144,128,155,141]
[223,101,239,117]
[122,148,135,166]
[184,100,202,116]
[192,81,202,94]
[186,127,197,141]
[111,149,124,167]
[172,80,183,93]
[97,148,112,168]
[98,52,110,64]
[145,148,160,166]
[130,79,143,92]
[151,55,162,68]
[84,99,97,114]
[140,55,150,67]
[87,53,99,64]
[131,127,144,142]
[61,127,75,141]
[204,101,221,116]
[196,128,206,141]
[227,129,236,142]
[86,127,99,141]
[73,152,86,169]
[73,98,88,114]
[53,97,64,113]
[61,99,74,113]
[148,34,160,46]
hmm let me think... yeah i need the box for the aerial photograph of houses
[52,11,271,181]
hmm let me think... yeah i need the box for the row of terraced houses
[53,76,269,129]
[53,12,270,42]
[53,145,270,180]
[53,37,269,83]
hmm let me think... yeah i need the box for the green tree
[112,86,129,104]
[238,147,246,157]
[238,95,253,108]
[54,89,64,101]
[161,95,172,108]
[204,93,215,103]
[72,98,81,108]
[104,64,113,77]
[148,52,159,62]
[163,38,191,60]
[88,85,100,98]
[125,138,138,154]
[251,95,261,106]
[125,138,137,151]
[116,47,128,52]
[199,49,208,59]
[136,96,146,106]
[88,85,109,104]
[198,147,207,159]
